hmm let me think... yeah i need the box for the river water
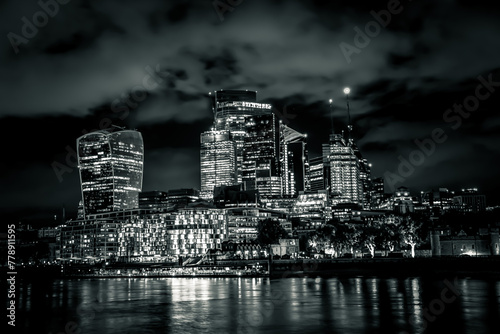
[15,276,500,334]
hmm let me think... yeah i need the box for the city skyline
[1,0,500,223]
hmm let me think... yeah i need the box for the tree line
[257,214,429,258]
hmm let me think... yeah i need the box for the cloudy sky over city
[1,0,500,222]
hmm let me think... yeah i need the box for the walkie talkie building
[77,129,144,216]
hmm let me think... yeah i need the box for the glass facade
[200,130,237,200]
[60,207,228,262]
[77,130,144,216]
[280,124,309,196]
[212,90,274,186]
[242,113,278,192]
[226,207,291,241]
[308,156,326,192]
[59,221,120,260]
[291,190,331,222]
[324,133,363,205]
[204,90,310,200]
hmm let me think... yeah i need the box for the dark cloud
[1,0,500,222]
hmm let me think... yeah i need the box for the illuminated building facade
[260,196,296,213]
[254,161,282,198]
[452,188,486,213]
[241,113,279,193]
[370,177,385,209]
[211,90,273,185]
[280,124,309,196]
[77,130,144,216]
[60,207,229,262]
[139,191,170,209]
[392,187,414,214]
[226,207,291,241]
[308,156,326,192]
[60,220,120,260]
[422,188,455,216]
[353,145,372,209]
[168,207,228,256]
[200,130,237,200]
[213,185,259,208]
[324,134,363,205]
[291,190,331,223]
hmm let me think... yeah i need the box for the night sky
[1,0,500,224]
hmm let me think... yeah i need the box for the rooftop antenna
[343,87,352,142]
[329,98,334,134]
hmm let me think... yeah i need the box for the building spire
[329,98,334,135]
[343,87,352,142]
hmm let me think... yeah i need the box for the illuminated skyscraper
[200,130,237,200]
[324,133,362,205]
[280,124,309,196]
[370,177,385,209]
[77,129,144,216]
[205,90,308,199]
[308,156,326,192]
[351,142,372,209]
[242,113,279,193]
[211,90,273,185]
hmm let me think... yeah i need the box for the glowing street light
[343,87,350,95]
[329,98,333,103]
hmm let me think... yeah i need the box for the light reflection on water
[17,276,500,334]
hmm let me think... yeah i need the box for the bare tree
[397,216,422,258]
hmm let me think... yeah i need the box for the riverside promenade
[8,256,500,280]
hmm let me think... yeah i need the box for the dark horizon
[1,0,500,224]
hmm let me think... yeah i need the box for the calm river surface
[16,276,500,334]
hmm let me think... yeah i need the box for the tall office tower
[308,156,326,192]
[324,133,362,205]
[241,113,279,194]
[339,88,370,207]
[200,130,237,200]
[77,129,144,216]
[211,90,273,184]
[255,161,282,197]
[370,177,385,209]
[351,143,372,209]
[280,124,309,196]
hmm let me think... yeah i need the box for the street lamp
[343,87,350,95]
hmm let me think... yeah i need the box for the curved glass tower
[77,130,144,216]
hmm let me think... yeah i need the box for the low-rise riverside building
[60,206,228,262]
[59,205,293,262]
[430,230,500,256]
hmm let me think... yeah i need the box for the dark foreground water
[15,276,500,334]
